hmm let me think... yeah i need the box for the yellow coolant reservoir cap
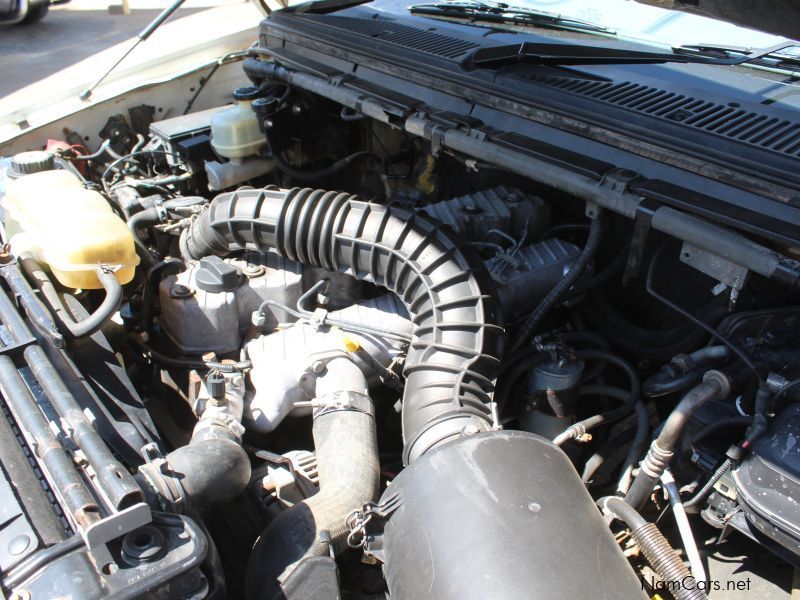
[4,169,139,289]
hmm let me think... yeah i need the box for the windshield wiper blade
[470,41,693,68]
[673,42,800,68]
[409,1,613,35]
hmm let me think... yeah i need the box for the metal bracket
[679,243,749,307]
[82,502,152,549]
[430,124,448,157]
[623,198,660,285]
[327,73,355,87]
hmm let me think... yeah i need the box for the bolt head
[243,264,265,278]
[462,203,481,214]
[170,283,193,298]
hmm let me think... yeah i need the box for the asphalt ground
[0,0,239,98]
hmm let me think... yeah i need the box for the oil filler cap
[195,257,244,293]
[11,151,55,175]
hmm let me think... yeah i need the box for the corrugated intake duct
[185,186,503,462]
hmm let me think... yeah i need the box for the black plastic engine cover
[734,403,800,559]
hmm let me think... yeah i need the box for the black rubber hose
[690,416,752,448]
[128,334,251,372]
[495,350,549,410]
[274,151,380,181]
[185,186,503,463]
[601,497,707,600]
[625,372,729,510]
[581,292,729,361]
[552,350,641,445]
[138,438,251,512]
[512,213,602,351]
[245,405,379,600]
[20,256,123,339]
[643,346,728,398]
[643,370,702,398]
[128,206,162,265]
[579,385,649,486]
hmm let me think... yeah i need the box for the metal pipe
[661,469,707,585]
[23,345,143,510]
[0,356,100,530]
[625,372,730,509]
[0,285,143,510]
[0,263,63,348]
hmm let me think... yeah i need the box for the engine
[0,56,798,600]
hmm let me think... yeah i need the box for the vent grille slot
[295,15,479,59]
[530,76,800,158]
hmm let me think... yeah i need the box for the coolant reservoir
[210,87,266,160]
[3,167,139,289]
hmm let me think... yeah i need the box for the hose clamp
[346,492,402,561]
[140,443,187,513]
[312,391,374,419]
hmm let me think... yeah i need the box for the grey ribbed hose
[244,407,379,599]
[185,186,503,463]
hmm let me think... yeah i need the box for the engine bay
[0,6,799,598]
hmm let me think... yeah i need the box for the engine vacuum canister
[3,163,138,289]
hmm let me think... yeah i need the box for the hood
[635,0,800,42]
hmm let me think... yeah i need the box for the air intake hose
[185,186,503,463]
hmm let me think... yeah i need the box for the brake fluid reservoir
[3,167,139,289]
[210,87,266,160]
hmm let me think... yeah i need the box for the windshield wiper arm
[470,40,800,70]
[409,1,613,35]
[470,41,694,68]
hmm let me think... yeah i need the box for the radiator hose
[185,186,503,463]
[245,356,379,599]
[137,371,251,512]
